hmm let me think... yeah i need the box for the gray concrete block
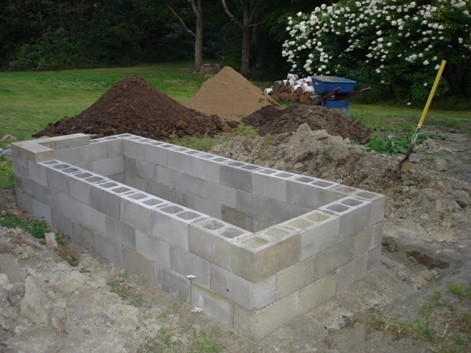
[153,205,206,251]
[299,272,337,313]
[372,221,383,248]
[31,199,52,225]
[232,229,301,282]
[276,255,318,300]
[233,291,299,341]
[135,159,156,179]
[170,245,210,289]
[135,229,171,267]
[252,216,277,232]
[292,211,340,260]
[18,143,55,162]
[267,198,309,223]
[252,169,289,201]
[145,180,170,201]
[286,179,327,209]
[317,238,353,277]
[58,193,83,222]
[28,161,48,185]
[73,143,107,163]
[16,190,33,215]
[118,221,136,250]
[46,167,70,194]
[166,146,194,174]
[221,205,253,232]
[90,181,122,219]
[336,253,368,293]
[181,173,207,198]
[90,156,124,177]
[51,209,73,237]
[206,182,237,209]
[155,263,190,301]
[124,174,147,192]
[32,182,58,208]
[192,155,222,183]
[94,233,123,268]
[39,133,90,149]
[220,162,253,193]
[81,203,107,236]
[71,221,95,249]
[236,191,269,220]
[191,283,234,327]
[188,218,234,270]
[104,138,123,157]
[123,139,145,160]
[210,265,276,310]
[120,193,164,233]
[367,245,382,272]
[144,142,168,166]
[123,246,154,282]
[193,195,221,219]
[12,156,29,178]
[353,225,375,258]
[67,171,95,204]
[155,165,182,189]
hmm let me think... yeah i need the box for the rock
[20,276,48,324]
[48,271,86,296]
[8,283,26,307]
[0,254,24,284]
[435,159,448,171]
[44,232,58,249]
[0,135,17,141]
[0,273,9,289]
[48,300,68,332]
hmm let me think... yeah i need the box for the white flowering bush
[282,0,471,101]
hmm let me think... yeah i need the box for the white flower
[407,102,411,106]
[186,274,197,280]
[434,64,440,70]
[191,307,203,313]
[423,60,429,65]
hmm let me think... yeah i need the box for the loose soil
[184,66,280,120]
[2,72,471,352]
[242,105,370,144]
[33,76,233,140]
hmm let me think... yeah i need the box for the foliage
[107,271,129,300]
[282,0,471,101]
[366,131,444,155]
[0,211,49,239]
[368,283,471,353]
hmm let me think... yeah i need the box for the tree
[164,0,204,71]
[221,0,260,77]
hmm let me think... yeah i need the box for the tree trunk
[192,0,203,72]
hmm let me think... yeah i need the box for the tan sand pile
[184,66,280,120]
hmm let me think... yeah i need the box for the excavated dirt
[33,76,233,140]
[2,70,471,352]
[184,66,280,120]
[242,105,370,144]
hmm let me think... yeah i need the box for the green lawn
[1,62,470,143]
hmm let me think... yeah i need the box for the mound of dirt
[184,66,280,120]
[242,105,370,144]
[33,76,231,140]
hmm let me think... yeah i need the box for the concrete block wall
[12,133,385,341]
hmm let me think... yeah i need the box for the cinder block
[231,229,301,282]
[233,291,299,341]
[317,238,353,278]
[367,245,382,272]
[67,172,94,204]
[320,197,371,240]
[46,166,70,194]
[135,229,171,267]
[267,198,309,223]
[189,218,235,270]
[81,203,107,235]
[90,156,124,177]
[191,283,234,327]
[180,173,207,199]
[28,161,48,185]
[144,142,168,166]
[192,154,222,183]
[170,245,210,289]
[134,159,156,179]
[193,195,221,219]
[155,165,182,189]
[51,209,73,237]
[145,180,169,200]
[221,205,253,232]
[117,221,136,250]
[206,182,237,209]
[121,193,164,233]
[18,143,55,162]
[89,181,122,219]
[39,133,90,149]
[220,162,254,193]
[286,179,328,209]
[299,272,337,313]
[123,246,154,282]
[16,190,33,215]
[71,221,95,249]
[123,139,145,160]
[154,263,190,301]
[276,255,318,300]
[72,143,107,163]
[354,191,385,226]
[353,225,374,258]
[286,211,340,260]
[372,221,383,248]
[32,182,58,208]
[94,233,123,267]
[252,216,277,232]
[125,174,147,191]
[104,138,123,157]
[252,169,289,201]
[210,265,276,310]
[31,199,52,225]
[152,205,194,250]
[166,146,195,174]
[58,193,83,222]
[336,253,368,293]
[236,191,269,219]
[12,155,29,178]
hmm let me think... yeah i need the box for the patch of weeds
[79,267,92,274]
[142,275,226,353]
[107,271,129,300]
[366,283,471,353]
[0,156,15,189]
[232,122,258,137]
[132,297,144,308]
[171,134,216,152]
[0,211,49,239]
[322,146,333,161]
[366,131,445,155]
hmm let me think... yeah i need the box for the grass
[366,284,471,353]
[0,210,49,239]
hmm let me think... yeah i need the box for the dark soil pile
[33,76,232,140]
[242,105,370,144]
